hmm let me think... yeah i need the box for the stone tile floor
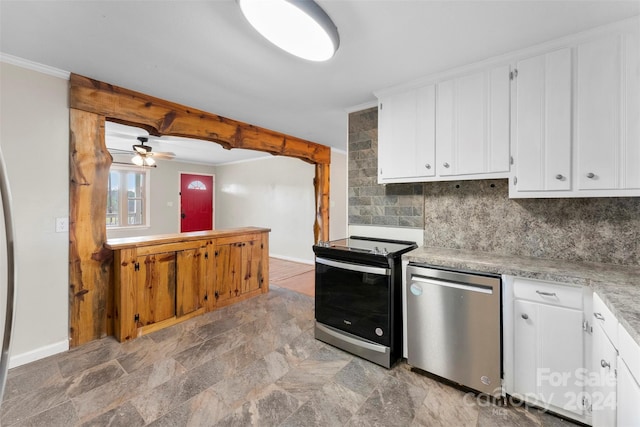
[1,285,578,426]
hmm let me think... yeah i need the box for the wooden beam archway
[69,73,331,347]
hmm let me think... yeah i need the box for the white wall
[106,158,216,239]
[216,153,348,263]
[0,61,70,366]
[330,149,348,241]
[215,156,315,262]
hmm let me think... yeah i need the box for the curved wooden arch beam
[69,73,330,346]
[69,74,330,164]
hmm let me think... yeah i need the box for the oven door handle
[316,257,390,276]
[316,323,388,354]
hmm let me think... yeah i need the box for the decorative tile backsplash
[423,179,640,266]
[348,108,640,266]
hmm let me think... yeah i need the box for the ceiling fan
[130,137,176,166]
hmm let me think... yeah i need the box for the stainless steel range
[312,236,417,368]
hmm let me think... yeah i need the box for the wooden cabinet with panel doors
[107,227,270,342]
[211,231,267,308]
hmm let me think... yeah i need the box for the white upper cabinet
[576,29,640,193]
[375,16,639,196]
[511,48,572,195]
[376,64,510,184]
[510,17,640,198]
[436,65,511,178]
[377,85,436,184]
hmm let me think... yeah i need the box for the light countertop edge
[403,246,640,347]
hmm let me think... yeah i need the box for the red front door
[180,173,213,232]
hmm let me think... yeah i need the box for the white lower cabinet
[616,319,640,426]
[590,292,640,427]
[504,276,589,423]
[591,321,617,426]
[617,358,640,427]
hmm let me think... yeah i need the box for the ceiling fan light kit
[238,0,339,62]
[131,153,156,167]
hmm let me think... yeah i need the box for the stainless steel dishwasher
[405,263,502,397]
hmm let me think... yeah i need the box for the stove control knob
[380,247,389,256]
[372,246,380,255]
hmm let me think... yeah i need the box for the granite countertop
[403,246,640,347]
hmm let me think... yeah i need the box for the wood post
[69,109,113,346]
[314,163,331,243]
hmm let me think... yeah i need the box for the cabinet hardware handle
[586,172,595,179]
[555,174,563,180]
[443,162,450,168]
[521,313,529,320]
[593,312,604,321]
[425,164,431,169]
[535,290,557,297]
[601,359,610,369]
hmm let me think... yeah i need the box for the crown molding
[0,53,70,80]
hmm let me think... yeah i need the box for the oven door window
[315,260,391,346]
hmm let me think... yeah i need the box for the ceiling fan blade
[107,147,134,154]
[150,152,176,160]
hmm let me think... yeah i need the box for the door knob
[181,213,186,219]
[586,173,595,179]
[601,359,610,369]
[521,313,529,320]
[443,162,450,168]
[555,174,563,180]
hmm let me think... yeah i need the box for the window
[187,180,207,190]
[106,165,150,228]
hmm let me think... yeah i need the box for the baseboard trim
[270,254,314,265]
[9,339,69,369]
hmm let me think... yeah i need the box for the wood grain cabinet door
[176,245,206,317]
[241,238,264,295]
[215,242,242,304]
[136,252,176,326]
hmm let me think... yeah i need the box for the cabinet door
[513,48,572,192]
[576,30,640,190]
[136,252,176,326]
[617,357,640,427]
[241,238,264,295]
[514,300,585,415]
[378,85,436,182]
[436,65,510,177]
[214,242,242,304]
[591,324,617,426]
[176,246,206,317]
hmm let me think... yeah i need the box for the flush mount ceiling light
[238,0,340,62]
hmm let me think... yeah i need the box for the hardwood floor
[269,258,315,297]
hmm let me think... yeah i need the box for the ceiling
[2,1,639,164]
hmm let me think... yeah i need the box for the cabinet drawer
[619,323,640,383]
[593,293,618,348]
[513,278,583,309]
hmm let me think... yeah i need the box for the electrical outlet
[55,217,69,233]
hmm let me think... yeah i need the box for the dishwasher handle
[410,274,494,295]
